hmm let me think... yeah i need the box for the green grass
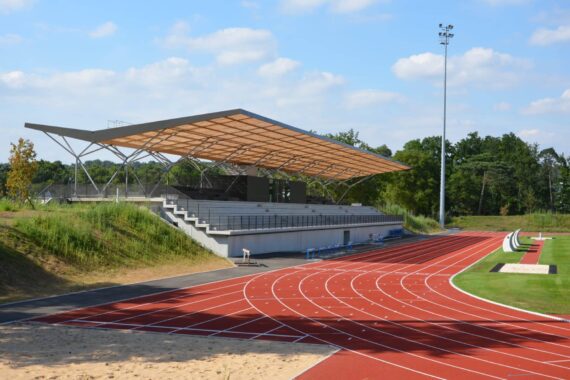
[453,236,570,315]
[0,198,23,212]
[0,201,229,303]
[379,203,443,234]
[449,213,570,232]
[12,202,213,269]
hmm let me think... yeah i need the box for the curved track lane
[32,232,570,379]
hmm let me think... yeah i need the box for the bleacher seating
[164,198,400,232]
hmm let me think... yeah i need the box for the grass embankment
[379,204,443,234]
[0,201,231,304]
[453,236,570,315]
[449,213,570,232]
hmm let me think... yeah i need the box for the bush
[0,198,19,212]
[378,203,442,234]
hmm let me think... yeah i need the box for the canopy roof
[25,109,409,180]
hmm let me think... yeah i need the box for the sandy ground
[0,323,336,380]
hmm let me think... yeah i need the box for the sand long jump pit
[0,323,336,379]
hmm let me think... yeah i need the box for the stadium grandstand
[25,109,409,257]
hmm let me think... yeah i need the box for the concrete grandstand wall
[162,201,402,258]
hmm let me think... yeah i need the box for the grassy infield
[449,213,570,232]
[453,235,570,315]
[0,200,228,303]
[450,213,570,315]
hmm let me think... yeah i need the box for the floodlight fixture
[438,23,454,228]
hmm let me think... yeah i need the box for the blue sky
[1,0,569,162]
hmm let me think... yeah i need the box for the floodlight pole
[438,23,454,228]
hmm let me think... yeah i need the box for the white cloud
[280,0,381,14]
[89,21,118,38]
[493,101,512,111]
[331,0,378,13]
[0,0,33,13]
[297,71,344,94]
[518,128,540,137]
[517,128,555,146]
[392,52,443,80]
[240,0,259,9]
[257,57,300,77]
[0,68,116,91]
[344,89,403,109]
[481,0,529,6]
[392,47,531,89]
[280,0,326,13]
[159,22,275,65]
[0,58,343,126]
[522,89,570,115]
[0,33,23,45]
[532,8,570,26]
[530,25,570,46]
[125,57,205,88]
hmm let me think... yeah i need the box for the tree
[324,130,394,205]
[384,137,453,217]
[538,148,562,211]
[0,163,10,196]
[7,138,38,205]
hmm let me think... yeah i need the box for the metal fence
[202,213,402,231]
[32,183,172,201]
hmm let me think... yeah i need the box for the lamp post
[438,23,454,228]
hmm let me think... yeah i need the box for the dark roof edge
[25,123,99,142]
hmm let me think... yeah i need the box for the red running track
[520,240,545,265]
[32,232,570,379]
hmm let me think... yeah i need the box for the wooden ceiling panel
[41,109,408,179]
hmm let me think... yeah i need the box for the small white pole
[116,187,119,203]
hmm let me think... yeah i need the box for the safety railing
[203,213,403,231]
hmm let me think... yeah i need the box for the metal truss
[44,131,377,203]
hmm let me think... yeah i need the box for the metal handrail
[201,213,403,231]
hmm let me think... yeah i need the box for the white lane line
[142,298,247,329]
[321,234,570,372]
[414,240,570,343]
[206,313,266,337]
[32,264,307,326]
[337,243,570,375]
[283,269,500,379]
[305,235,453,272]
[381,234,570,360]
[247,324,287,340]
[242,267,444,379]
[300,266,538,379]
[61,319,304,338]
[370,233,570,353]
[95,290,243,325]
[64,280,248,322]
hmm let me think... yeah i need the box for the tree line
[329,130,570,217]
[1,131,568,217]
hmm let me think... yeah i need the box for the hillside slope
[0,202,231,304]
